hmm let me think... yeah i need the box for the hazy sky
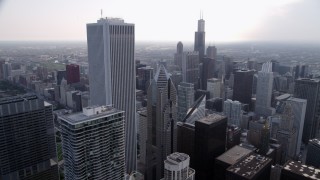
[0,0,319,42]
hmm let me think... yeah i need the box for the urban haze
[0,0,320,180]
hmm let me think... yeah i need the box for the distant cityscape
[0,15,320,180]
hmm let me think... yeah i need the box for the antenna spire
[101,9,103,18]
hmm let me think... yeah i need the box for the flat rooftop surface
[227,154,271,179]
[61,107,122,125]
[198,113,226,125]
[216,145,253,165]
[283,160,320,179]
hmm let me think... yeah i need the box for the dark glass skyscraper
[0,95,59,180]
[194,17,205,62]
[66,64,80,84]
[294,78,320,142]
[233,69,254,105]
[195,113,227,180]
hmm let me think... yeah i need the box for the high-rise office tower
[206,46,217,59]
[194,17,205,62]
[247,118,268,151]
[0,95,59,180]
[182,51,199,87]
[0,59,5,79]
[195,113,227,180]
[87,17,136,172]
[224,99,242,126]
[207,78,221,98]
[174,41,183,68]
[178,82,194,121]
[177,122,195,168]
[137,66,153,94]
[146,65,177,180]
[306,139,320,168]
[163,152,195,180]
[286,97,307,157]
[228,73,234,89]
[276,103,296,161]
[233,69,254,105]
[226,124,241,150]
[200,57,215,90]
[297,64,309,78]
[66,64,80,84]
[260,120,271,155]
[294,78,320,142]
[2,62,11,80]
[271,60,280,73]
[59,78,68,106]
[56,70,66,85]
[301,65,309,77]
[137,108,147,172]
[255,62,275,117]
[60,106,125,179]
[294,65,300,79]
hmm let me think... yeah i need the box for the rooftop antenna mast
[101,9,103,18]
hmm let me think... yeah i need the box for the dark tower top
[177,41,183,54]
[194,18,206,62]
[198,19,205,32]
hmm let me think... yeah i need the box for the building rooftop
[0,94,38,105]
[207,78,221,82]
[167,152,189,163]
[197,113,226,125]
[138,66,153,70]
[60,105,122,125]
[216,145,253,165]
[236,69,255,73]
[179,82,194,87]
[283,160,320,179]
[227,154,272,179]
[275,94,291,101]
[87,17,133,26]
[287,97,308,103]
[296,78,320,83]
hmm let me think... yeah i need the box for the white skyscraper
[87,17,136,172]
[224,99,242,126]
[163,152,195,180]
[207,78,222,98]
[60,106,125,179]
[255,62,275,117]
